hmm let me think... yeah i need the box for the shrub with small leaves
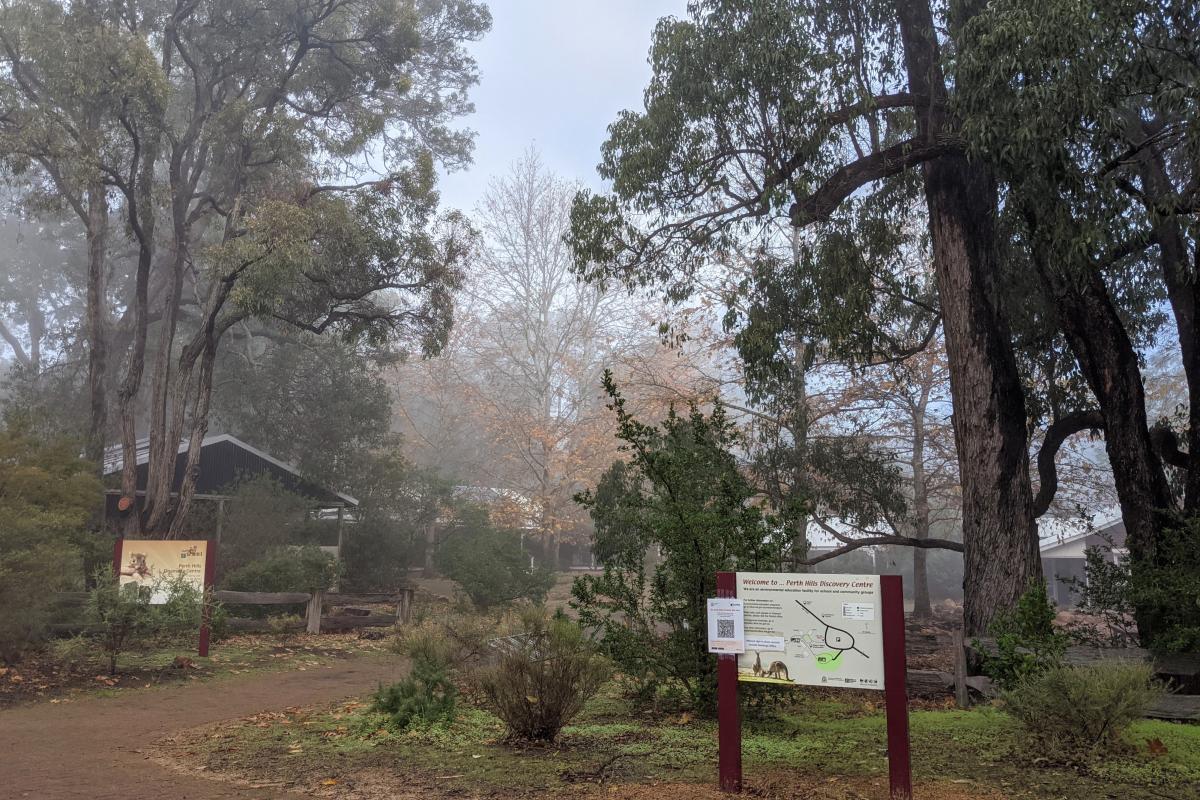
[371,655,458,729]
[85,567,212,674]
[1003,662,1165,761]
[477,608,610,742]
[975,580,1067,689]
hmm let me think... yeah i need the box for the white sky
[438,0,688,212]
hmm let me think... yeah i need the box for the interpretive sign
[734,572,884,690]
[117,539,209,604]
[714,571,912,799]
[114,538,218,656]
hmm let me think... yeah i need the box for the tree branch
[789,138,959,225]
[1033,410,1104,518]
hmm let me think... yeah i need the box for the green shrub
[371,655,458,729]
[572,377,786,712]
[0,427,100,664]
[435,508,554,611]
[223,546,341,593]
[1063,542,1138,648]
[49,634,96,670]
[1003,662,1165,760]
[976,580,1067,689]
[85,567,210,674]
[477,608,611,742]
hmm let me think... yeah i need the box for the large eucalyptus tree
[0,0,489,535]
[568,0,1037,633]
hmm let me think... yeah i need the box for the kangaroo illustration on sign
[766,660,789,680]
[752,651,763,676]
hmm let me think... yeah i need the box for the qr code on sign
[717,619,735,639]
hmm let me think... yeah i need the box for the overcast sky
[438,0,688,212]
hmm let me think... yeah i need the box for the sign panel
[117,539,209,604]
[706,597,745,654]
[735,572,884,690]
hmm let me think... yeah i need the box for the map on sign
[735,572,885,690]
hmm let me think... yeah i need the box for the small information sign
[707,597,745,654]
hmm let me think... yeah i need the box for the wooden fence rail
[50,588,416,636]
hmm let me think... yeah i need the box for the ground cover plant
[156,679,1200,800]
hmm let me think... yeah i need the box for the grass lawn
[155,681,1200,799]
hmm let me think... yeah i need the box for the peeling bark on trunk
[898,0,1041,634]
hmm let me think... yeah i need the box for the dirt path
[0,654,407,799]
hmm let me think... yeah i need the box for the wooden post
[952,629,969,709]
[214,499,226,546]
[716,570,742,793]
[112,538,123,577]
[396,587,415,625]
[198,542,218,657]
[881,575,913,800]
[306,589,324,634]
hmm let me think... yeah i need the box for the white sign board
[706,597,745,654]
[735,572,884,690]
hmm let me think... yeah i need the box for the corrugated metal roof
[102,433,357,506]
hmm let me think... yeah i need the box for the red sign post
[880,574,912,799]
[715,571,912,798]
[197,542,218,657]
[716,571,742,792]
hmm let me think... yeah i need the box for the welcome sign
[116,539,209,604]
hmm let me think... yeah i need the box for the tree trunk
[167,341,218,538]
[1025,211,1176,642]
[84,185,109,468]
[898,0,1041,634]
[910,398,933,620]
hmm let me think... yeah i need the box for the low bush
[976,581,1067,689]
[372,653,458,729]
[85,567,210,674]
[1003,662,1165,760]
[477,609,610,742]
[223,545,341,593]
[391,612,505,670]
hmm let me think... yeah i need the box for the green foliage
[0,425,100,663]
[477,609,611,742]
[572,374,785,711]
[85,566,208,674]
[1127,517,1200,653]
[976,581,1067,689]
[435,505,554,611]
[340,451,451,593]
[223,546,342,593]
[214,476,319,578]
[1063,543,1139,648]
[1002,663,1165,761]
[391,611,510,671]
[372,653,458,730]
[1063,520,1200,653]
